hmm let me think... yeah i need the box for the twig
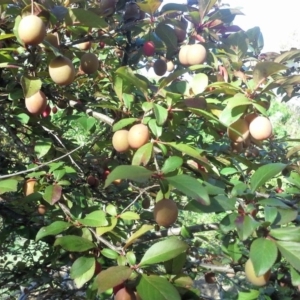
[88,228,123,254]
[0,145,83,179]
[41,125,84,173]
[68,100,114,126]
[120,184,159,214]
[137,223,219,243]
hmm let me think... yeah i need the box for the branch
[137,223,219,243]
[68,100,114,126]
[0,145,84,179]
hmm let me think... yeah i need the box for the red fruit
[113,283,125,295]
[52,106,58,114]
[103,169,110,180]
[99,41,105,49]
[275,187,284,193]
[41,105,51,118]
[143,41,155,56]
[94,261,102,275]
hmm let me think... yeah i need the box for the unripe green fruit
[112,130,130,152]
[80,53,99,74]
[245,258,271,286]
[128,124,150,149]
[154,199,178,227]
[227,118,250,143]
[153,59,167,76]
[25,90,47,115]
[48,56,76,86]
[18,15,46,45]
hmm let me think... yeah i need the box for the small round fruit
[128,124,150,149]
[18,15,46,45]
[80,53,99,74]
[41,105,51,118]
[99,41,105,48]
[25,90,47,115]
[153,59,167,76]
[186,44,207,65]
[245,258,271,286]
[178,45,190,66]
[77,41,91,51]
[37,204,47,215]
[249,116,272,141]
[112,130,130,152]
[227,119,250,143]
[143,41,155,56]
[49,56,76,86]
[87,175,96,187]
[114,287,136,300]
[142,198,150,209]
[166,61,175,72]
[153,199,178,227]
[205,272,216,284]
[23,178,37,196]
[52,106,58,114]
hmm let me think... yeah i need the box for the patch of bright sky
[161,0,300,52]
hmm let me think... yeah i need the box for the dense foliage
[0,0,300,299]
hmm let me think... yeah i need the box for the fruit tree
[0,0,300,299]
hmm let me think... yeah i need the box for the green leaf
[52,169,66,182]
[96,266,132,294]
[126,251,136,265]
[237,289,260,300]
[16,113,30,124]
[104,166,153,188]
[199,0,218,24]
[34,139,52,158]
[36,221,70,241]
[235,215,259,241]
[20,75,42,98]
[70,256,95,288]
[153,104,168,126]
[137,274,181,300]
[161,156,183,174]
[155,23,177,59]
[43,184,62,205]
[112,118,138,132]
[250,163,287,192]
[79,210,108,227]
[139,237,188,267]
[250,238,277,276]
[77,116,96,132]
[54,236,95,252]
[137,0,162,15]
[270,227,300,242]
[290,267,300,286]
[96,217,118,236]
[226,240,243,263]
[65,8,107,28]
[101,248,119,259]
[191,73,208,94]
[253,62,288,85]
[166,174,210,205]
[0,179,18,194]
[273,208,298,225]
[116,66,148,96]
[164,252,186,275]
[186,195,236,213]
[106,204,118,216]
[276,241,300,272]
[124,224,154,249]
[148,119,162,138]
[132,143,153,166]
[119,211,140,220]
[220,213,239,234]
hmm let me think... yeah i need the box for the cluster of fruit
[18,14,99,116]
[228,114,273,153]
